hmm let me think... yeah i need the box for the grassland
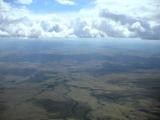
[0,39,160,120]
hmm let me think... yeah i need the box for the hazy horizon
[0,0,160,120]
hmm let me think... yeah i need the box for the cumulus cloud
[0,0,11,11]
[0,30,9,37]
[0,0,160,40]
[95,0,158,18]
[0,0,75,38]
[55,0,75,5]
[98,9,160,39]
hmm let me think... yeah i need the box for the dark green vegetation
[0,38,160,120]
[34,99,91,120]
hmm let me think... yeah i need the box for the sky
[0,0,160,40]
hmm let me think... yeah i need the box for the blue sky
[0,0,160,39]
[5,0,95,13]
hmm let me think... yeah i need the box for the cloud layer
[0,0,160,40]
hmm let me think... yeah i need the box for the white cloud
[0,0,160,40]
[16,0,32,5]
[97,9,160,39]
[95,0,158,18]
[0,0,11,11]
[55,0,75,5]
[0,30,9,37]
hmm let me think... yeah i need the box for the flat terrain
[0,38,160,120]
